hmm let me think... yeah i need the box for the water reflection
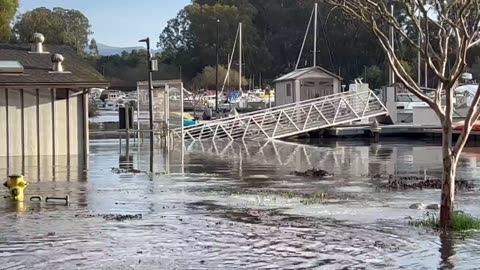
[184,139,480,181]
[440,233,456,270]
[0,155,86,183]
[1,139,480,269]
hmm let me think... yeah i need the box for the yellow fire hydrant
[3,174,28,202]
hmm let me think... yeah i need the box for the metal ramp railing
[174,90,388,141]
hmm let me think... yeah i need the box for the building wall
[7,89,22,156]
[275,70,341,106]
[413,107,441,126]
[0,89,6,157]
[54,89,68,156]
[274,81,294,106]
[38,89,53,156]
[299,79,335,101]
[298,72,341,93]
[24,89,38,156]
[0,88,87,157]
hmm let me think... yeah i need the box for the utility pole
[215,19,220,112]
[139,37,154,172]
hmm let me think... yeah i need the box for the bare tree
[324,0,480,227]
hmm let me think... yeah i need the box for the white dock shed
[273,66,342,106]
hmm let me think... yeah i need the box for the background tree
[0,0,18,43]
[192,65,247,90]
[160,2,268,84]
[14,7,92,53]
[159,0,387,86]
[324,0,480,228]
[14,8,64,44]
[53,7,93,53]
[89,38,99,56]
[87,50,179,87]
[187,89,207,117]
[365,65,385,90]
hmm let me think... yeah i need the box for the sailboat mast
[313,3,318,67]
[239,22,242,91]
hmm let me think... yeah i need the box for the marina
[3,0,480,269]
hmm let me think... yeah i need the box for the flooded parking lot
[1,138,480,269]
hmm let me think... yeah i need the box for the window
[286,83,292,97]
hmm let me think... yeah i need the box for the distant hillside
[96,43,145,56]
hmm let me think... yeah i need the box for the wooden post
[370,119,381,143]
[125,104,130,159]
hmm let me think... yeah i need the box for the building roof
[0,44,108,88]
[273,66,342,83]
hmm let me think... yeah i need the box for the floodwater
[1,138,480,269]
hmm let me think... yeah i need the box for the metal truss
[175,90,388,141]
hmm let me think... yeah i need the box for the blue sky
[19,0,190,47]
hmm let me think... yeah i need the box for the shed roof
[273,66,342,83]
[0,44,108,88]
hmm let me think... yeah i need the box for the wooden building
[0,33,108,158]
[273,66,342,106]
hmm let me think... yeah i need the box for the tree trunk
[440,122,457,228]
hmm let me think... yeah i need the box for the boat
[454,73,478,107]
[183,113,200,126]
[453,117,480,131]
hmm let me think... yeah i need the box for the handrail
[182,91,376,131]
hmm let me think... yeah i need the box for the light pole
[139,37,154,172]
[215,18,220,112]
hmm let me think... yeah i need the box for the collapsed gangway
[173,90,388,141]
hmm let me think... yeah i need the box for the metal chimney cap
[51,53,64,63]
[30,33,45,43]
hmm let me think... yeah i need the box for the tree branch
[454,83,480,156]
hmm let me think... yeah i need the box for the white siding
[54,89,68,156]
[333,79,340,94]
[7,89,22,156]
[38,89,53,156]
[0,90,6,157]
[23,89,38,156]
[0,87,87,158]
[69,91,81,155]
[274,81,294,106]
[294,80,301,102]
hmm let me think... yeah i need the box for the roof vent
[30,33,47,53]
[51,53,66,73]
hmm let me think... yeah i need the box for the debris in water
[76,213,143,222]
[409,203,426,210]
[426,204,440,210]
[101,214,143,221]
[376,174,475,191]
[111,167,147,175]
[291,169,334,178]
